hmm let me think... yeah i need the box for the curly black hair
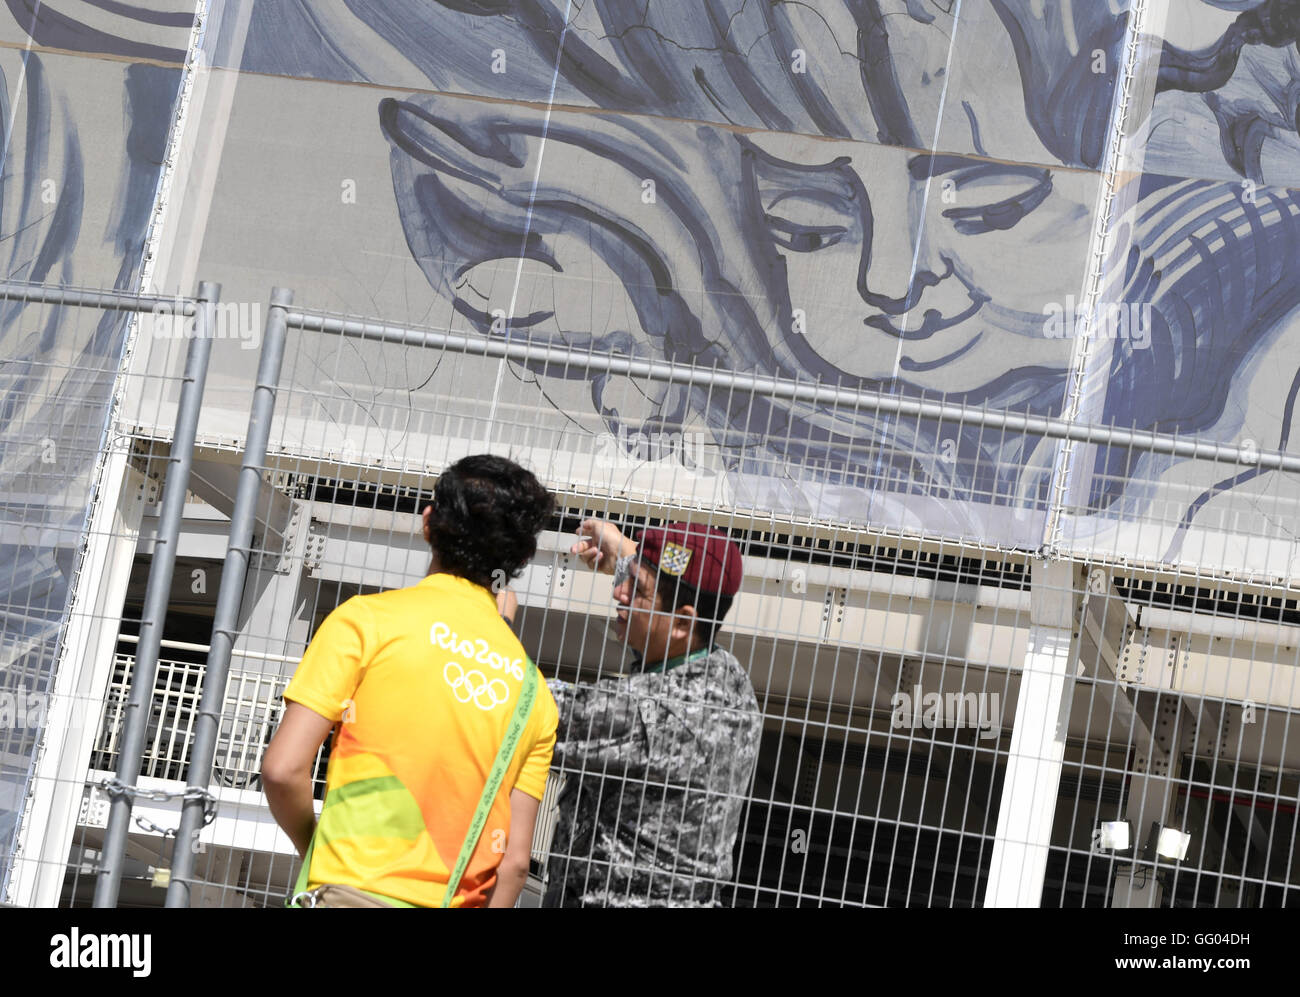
[426,455,553,590]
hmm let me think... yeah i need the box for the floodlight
[1098,820,1130,851]
[1156,827,1191,860]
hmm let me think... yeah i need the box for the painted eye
[939,166,1053,235]
[959,172,1042,203]
[765,217,847,252]
[762,194,851,253]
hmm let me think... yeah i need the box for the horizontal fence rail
[0,280,197,314]
[287,308,1300,475]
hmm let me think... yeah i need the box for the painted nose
[852,160,980,329]
[853,154,919,309]
[860,231,924,311]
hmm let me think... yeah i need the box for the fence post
[164,288,293,907]
[93,281,219,908]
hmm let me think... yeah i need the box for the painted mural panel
[1056,164,1300,575]
[1141,0,1300,187]
[179,2,1112,545]
[0,0,193,58]
[238,0,961,146]
[1045,0,1300,573]
[236,0,1131,169]
[159,0,1300,575]
[0,28,185,889]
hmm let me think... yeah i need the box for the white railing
[90,652,561,863]
[92,653,307,791]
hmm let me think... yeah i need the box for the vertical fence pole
[164,287,293,907]
[94,281,219,908]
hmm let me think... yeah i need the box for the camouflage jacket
[543,645,762,907]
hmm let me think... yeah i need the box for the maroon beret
[637,522,744,598]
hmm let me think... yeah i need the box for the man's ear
[422,504,433,544]
[671,603,697,643]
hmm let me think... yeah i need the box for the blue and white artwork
[1069,0,1300,568]
[179,0,1300,574]
[0,2,190,891]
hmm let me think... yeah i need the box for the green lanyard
[441,662,537,906]
[291,664,538,908]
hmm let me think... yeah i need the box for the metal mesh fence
[0,282,201,907]
[4,281,1298,908]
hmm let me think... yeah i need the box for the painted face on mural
[384,2,1099,403]
[734,3,1096,395]
[740,132,1093,394]
[377,0,1131,520]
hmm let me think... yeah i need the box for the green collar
[645,645,711,674]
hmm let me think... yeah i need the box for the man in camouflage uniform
[543,519,763,907]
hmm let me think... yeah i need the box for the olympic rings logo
[443,662,510,711]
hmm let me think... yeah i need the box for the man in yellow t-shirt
[262,455,558,908]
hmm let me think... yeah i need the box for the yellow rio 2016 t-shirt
[283,572,558,908]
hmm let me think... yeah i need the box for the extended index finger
[571,518,605,549]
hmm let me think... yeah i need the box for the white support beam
[186,457,295,554]
[8,462,146,908]
[984,559,1079,908]
[137,507,238,560]
[232,501,313,670]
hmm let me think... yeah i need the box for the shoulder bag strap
[441,662,538,907]
[290,816,317,903]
